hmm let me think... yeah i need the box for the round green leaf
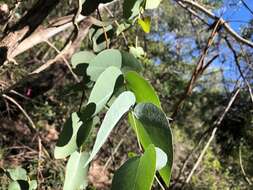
[111,144,156,190]
[63,151,89,190]
[84,91,136,167]
[87,49,122,81]
[88,66,122,114]
[71,51,95,69]
[125,71,161,108]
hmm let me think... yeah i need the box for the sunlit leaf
[63,151,89,190]
[8,181,20,190]
[54,113,82,159]
[116,22,131,36]
[91,25,114,53]
[138,17,151,33]
[111,144,156,190]
[129,46,145,58]
[125,71,161,108]
[84,91,136,167]
[145,0,162,9]
[155,147,167,170]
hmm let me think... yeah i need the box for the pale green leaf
[63,151,89,190]
[71,51,95,69]
[29,180,37,190]
[54,113,82,159]
[54,105,94,159]
[85,91,136,167]
[7,167,27,181]
[8,180,29,190]
[8,181,20,190]
[87,49,122,81]
[129,46,145,58]
[88,66,122,114]
[155,147,167,170]
[145,0,162,9]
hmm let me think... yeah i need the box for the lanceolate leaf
[111,144,156,190]
[88,66,122,114]
[129,103,173,186]
[84,91,136,167]
[125,71,161,108]
[63,151,89,190]
[87,49,122,81]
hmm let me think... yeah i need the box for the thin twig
[2,94,36,132]
[239,141,252,185]
[225,38,253,104]
[185,87,241,184]
[241,0,253,16]
[171,19,222,118]
[175,0,253,48]
[97,8,110,49]
[44,40,80,83]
